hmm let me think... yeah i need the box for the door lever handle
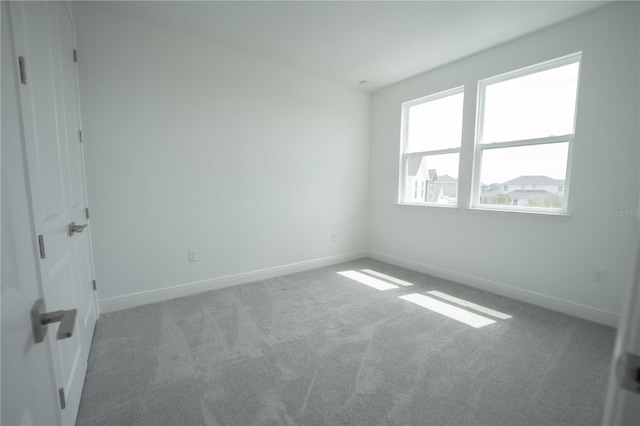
[68,222,87,236]
[616,352,640,394]
[30,299,77,344]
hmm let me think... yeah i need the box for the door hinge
[58,387,66,409]
[73,49,78,63]
[85,207,90,219]
[19,56,27,84]
[92,279,97,291]
[38,235,46,259]
[79,130,84,143]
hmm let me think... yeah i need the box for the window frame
[471,52,582,214]
[398,86,464,207]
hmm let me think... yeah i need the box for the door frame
[602,221,640,425]
[64,1,100,319]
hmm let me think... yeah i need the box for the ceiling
[93,0,611,91]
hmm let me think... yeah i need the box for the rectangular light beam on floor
[399,293,496,328]
[427,291,512,320]
[338,271,399,291]
[361,269,414,286]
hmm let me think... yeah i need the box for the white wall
[74,3,370,306]
[369,2,639,323]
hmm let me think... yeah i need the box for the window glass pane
[478,143,568,208]
[406,92,463,152]
[482,62,579,143]
[404,153,459,204]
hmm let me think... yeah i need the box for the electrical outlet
[593,269,606,283]
[188,249,198,262]
[331,233,337,242]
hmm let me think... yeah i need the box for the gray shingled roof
[437,174,457,183]
[428,169,437,180]
[505,189,554,199]
[435,182,457,198]
[482,183,500,192]
[481,183,502,198]
[502,175,565,186]
[407,156,423,176]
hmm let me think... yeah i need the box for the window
[474,53,581,212]
[400,87,464,205]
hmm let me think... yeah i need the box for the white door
[1,2,60,424]
[6,1,98,424]
[602,225,640,425]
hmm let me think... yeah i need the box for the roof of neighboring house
[437,174,457,183]
[481,183,500,191]
[406,158,453,182]
[435,182,457,198]
[505,189,553,199]
[502,175,565,186]
[479,183,499,198]
[407,156,424,176]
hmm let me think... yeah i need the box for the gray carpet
[76,258,615,426]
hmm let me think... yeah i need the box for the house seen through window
[398,53,581,213]
[475,54,580,211]
[400,88,463,205]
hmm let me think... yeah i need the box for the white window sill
[397,202,459,210]
[396,202,572,220]
[467,206,571,219]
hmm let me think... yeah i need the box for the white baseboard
[367,250,620,328]
[99,249,620,327]
[99,251,367,313]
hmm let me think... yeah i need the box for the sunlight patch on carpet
[338,271,399,290]
[427,290,512,320]
[360,269,414,286]
[399,293,496,328]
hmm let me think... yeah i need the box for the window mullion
[479,135,573,150]
[405,147,460,158]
